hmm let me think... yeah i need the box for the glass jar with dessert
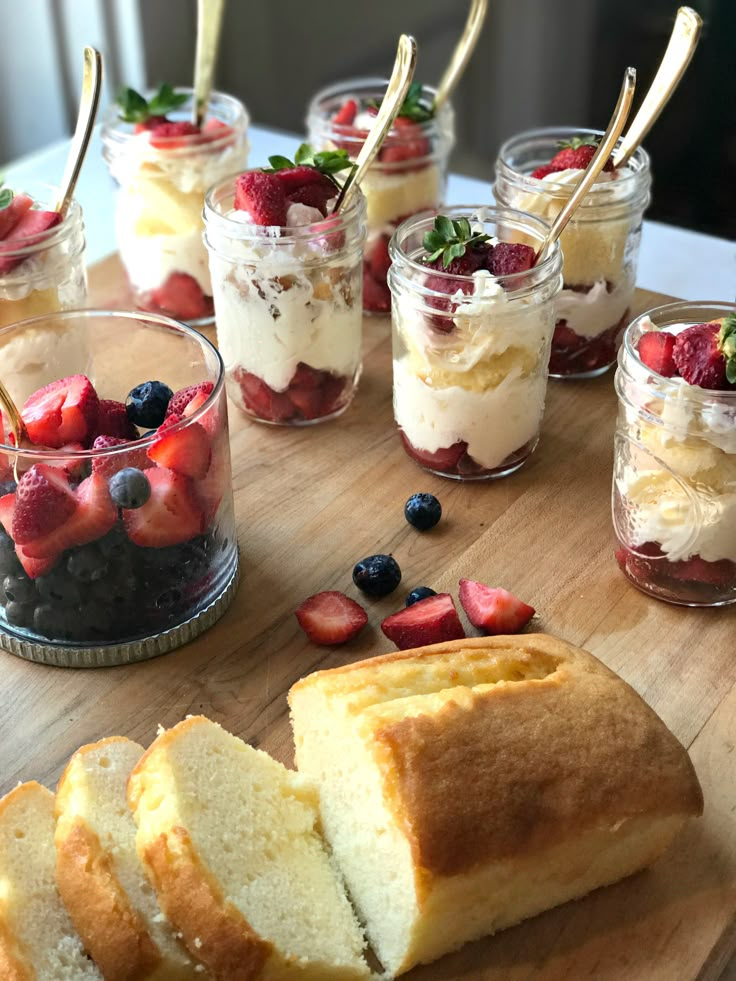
[0,181,86,330]
[307,79,454,314]
[203,145,366,425]
[388,206,562,480]
[495,127,651,379]
[101,84,249,326]
[0,310,239,665]
[613,301,736,607]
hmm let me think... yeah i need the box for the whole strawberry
[672,317,736,390]
[531,136,614,179]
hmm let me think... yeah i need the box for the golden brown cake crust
[0,923,30,981]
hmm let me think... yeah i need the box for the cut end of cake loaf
[0,781,102,981]
[128,715,370,980]
[289,634,703,977]
[55,736,200,981]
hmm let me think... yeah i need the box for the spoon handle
[334,35,418,214]
[434,0,488,111]
[614,6,702,169]
[539,67,636,262]
[54,47,102,218]
[193,0,227,127]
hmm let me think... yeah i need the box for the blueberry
[36,573,81,606]
[67,545,108,583]
[125,381,173,429]
[32,604,58,637]
[2,574,36,605]
[352,554,401,597]
[406,586,437,607]
[4,600,33,628]
[404,493,442,531]
[0,532,20,575]
[109,468,151,509]
[97,523,129,559]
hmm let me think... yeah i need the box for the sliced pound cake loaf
[55,736,201,980]
[0,781,102,980]
[128,716,369,981]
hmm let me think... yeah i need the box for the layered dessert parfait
[614,302,736,606]
[0,181,86,330]
[388,207,562,479]
[307,79,454,314]
[204,144,366,425]
[0,311,238,665]
[495,128,651,378]
[102,84,249,325]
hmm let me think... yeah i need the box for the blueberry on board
[109,468,151,510]
[125,381,173,428]
[406,586,437,607]
[352,554,401,597]
[404,493,442,531]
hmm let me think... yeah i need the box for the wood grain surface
[0,257,733,979]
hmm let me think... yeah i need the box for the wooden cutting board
[0,257,734,980]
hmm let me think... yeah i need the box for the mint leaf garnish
[718,314,736,386]
[369,81,435,123]
[422,215,490,269]
[116,83,187,124]
[0,186,13,210]
[264,143,352,179]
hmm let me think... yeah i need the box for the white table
[5,124,734,302]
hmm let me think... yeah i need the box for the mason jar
[204,173,366,425]
[388,206,562,479]
[0,182,86,331]
[101,88,249,326]
[613,301,736,607]
[307,78,455,314]
[495,127,651,378]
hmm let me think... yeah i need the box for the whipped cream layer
[556,277,632,338]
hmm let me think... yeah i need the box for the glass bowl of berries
[307,79,455,314]
[101,84,250,326]
[613,301,736,606]
[388,206,562,479]
[0,310,239,665]
[494,127,651,379]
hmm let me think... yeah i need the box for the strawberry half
[148,120,201,149]
[147,418,211,480]
[95,399,139,440]
[531,140,614,179]
[234,369,294,423]
[0,193,33,240]
[488,242,535,277]
[0,492,16,536]
[22,473,117,559]
[672,321,736,390]
[295,590,368,646]
[151,272,210,321]
[234,172,287,226]
[637,331,678,377]
[333,99,358,126]
[0,208,62,274]
[91,435,150,479]
[381,593,465,651]
[166,382,215,419]
[458,579,535,634]
[122,467,205,547]
[11,464,77,544]
[22,375,99,448]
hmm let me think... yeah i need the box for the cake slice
[0,781,102,980]
[289,634,704,977]
[128,716,369,980]
[55,736,201,979]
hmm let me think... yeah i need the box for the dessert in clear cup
[0,310,238,665]
[204,144,366,425]
[101,84,249,325]
[307,79,454,314]
[388,207,562,479]
[495,128,651,378]
[613,301,736,606]
[0,180,86,330]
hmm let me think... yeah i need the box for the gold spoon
[0,380,32,481]
[333,34,418,214]
[433,0,488,111]
[192,0,227,128]
[614,7,702,169]
[54,46,103,218]
[537,67,637,264]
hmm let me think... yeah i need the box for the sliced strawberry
[332,99,358,126]
[0,492,15,535]
[91,435,150,479]
[16,545,59,579]
[122,467,205,547]
[11,464,77,544]
[672,322,728,390]
[133,115,168,133]
[488,242,536,277]
[458,579,536,634]
[295,590,367,645]
[532,141,614,178]
[166,381,215,419]
[273,166,334,194]
[51,442,87,479]
[201,118,234,142]
[147,419,211,479]
[381,593,465,651]
[22,473,117,558]
[151,271,209,321]
[380,117,430,164]
[148,120,201,149]
[552,322,585,351]
[0,208,62,274]
[0,193,33,240]
[362,267,392,314]
[234,172,287,226]
[669,555,736,587]
[367,234,392,282]
[638,331,678,377]
[287,182,335,216]
[21,375,99,448]
[530,163,561,180]
[400,433,468,472]
[95,399,139,440]
[234,369,294,422]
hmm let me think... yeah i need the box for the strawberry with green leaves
[531,135,615,180]
[116,83,232,149]
[422,215,536,278]
[672,315,736,390]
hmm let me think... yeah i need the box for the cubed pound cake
[55,736,201,980]
[0,781,102,980]
[289,634,704,977]
[128,716,370,981]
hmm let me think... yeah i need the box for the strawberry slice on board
[11,464,77,545]
[637,331,678,378]
[381,593,465,651]
[147,418,211,480]
[21,375,100,448]
[0,209,62,274]
[458,579,536,634]
[234,171,288,226]
[295,590,368,646]
[0,193,34,240]
[21,473,118,559]
[122,467,205,547]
